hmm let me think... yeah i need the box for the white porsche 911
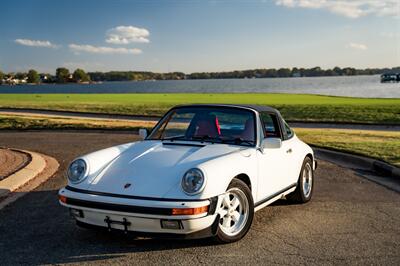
[59,104,316,243]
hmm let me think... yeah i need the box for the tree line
[0,67,91,84]
[187,66,400,79]
[1,66,399,84]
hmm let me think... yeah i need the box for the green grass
[296,128,400,167]
[0,93,399,124]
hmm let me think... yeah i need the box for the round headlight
[181,168,205,195]
[67,159,87,184]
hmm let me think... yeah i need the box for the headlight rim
[67,158,89,184]
[181,168,206,195]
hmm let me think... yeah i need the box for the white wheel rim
[218,188,249,236]
[302,163,313,198]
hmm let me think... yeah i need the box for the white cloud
[15,38,58,48]
[348,42,368,50]
[69,44,142,55]
[275,0,399,18]
[106,25,150,44]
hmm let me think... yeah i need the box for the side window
[284,121,294,139]
[260,112,282,139]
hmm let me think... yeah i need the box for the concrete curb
[0,153,59,210]
[0,150,47,197]
[313,146,400,179]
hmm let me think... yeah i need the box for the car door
[281,120,302,185]
[256,112,291,203]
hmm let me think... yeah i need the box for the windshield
[148,107,256,146]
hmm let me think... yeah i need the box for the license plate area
[104,216,131,233]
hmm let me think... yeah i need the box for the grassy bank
[1,114,398,166]
[295,128,400,167]
[0,93,399,124]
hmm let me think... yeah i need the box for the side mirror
[139,128,148,140]
[261,138,282,151]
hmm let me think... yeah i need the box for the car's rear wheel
[287,157,314,203]
[215,178,254,243]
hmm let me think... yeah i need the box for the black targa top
[174,104,280,115]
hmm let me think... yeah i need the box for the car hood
[87,140,246,198]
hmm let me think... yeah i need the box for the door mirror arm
[257,146,265,154]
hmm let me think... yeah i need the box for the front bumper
[58,186,220,238]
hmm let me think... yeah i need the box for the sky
[0,0,399,74]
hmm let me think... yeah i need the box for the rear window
[284,121,294,139]
[260,112,282,139]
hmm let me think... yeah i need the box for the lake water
[1,75,399,98]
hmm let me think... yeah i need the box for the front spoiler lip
[75,215,221,239]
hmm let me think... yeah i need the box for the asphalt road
[0,131,399,265]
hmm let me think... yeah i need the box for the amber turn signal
[59,195,67,203]
[171,205,209,215]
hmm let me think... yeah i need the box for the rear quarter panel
[290,134,314,183]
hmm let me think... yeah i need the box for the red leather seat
[187,114,221,138]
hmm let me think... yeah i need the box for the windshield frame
[146,105,259,147]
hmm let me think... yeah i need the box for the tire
[214,178,254,243]
[287,157,314,203]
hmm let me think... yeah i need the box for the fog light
[161,220,182,230]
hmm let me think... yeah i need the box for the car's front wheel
[215,178,254,243]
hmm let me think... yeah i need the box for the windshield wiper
[220,137,255,146]
[162,135,222,143]
[164,135,254,146]
[190,135,223,144]
[161,135,187,141]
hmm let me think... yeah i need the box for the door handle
[286,148,292,154]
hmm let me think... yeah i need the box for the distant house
[5,77,19,85]
[4,76,28,85]
[40,74,51,83]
